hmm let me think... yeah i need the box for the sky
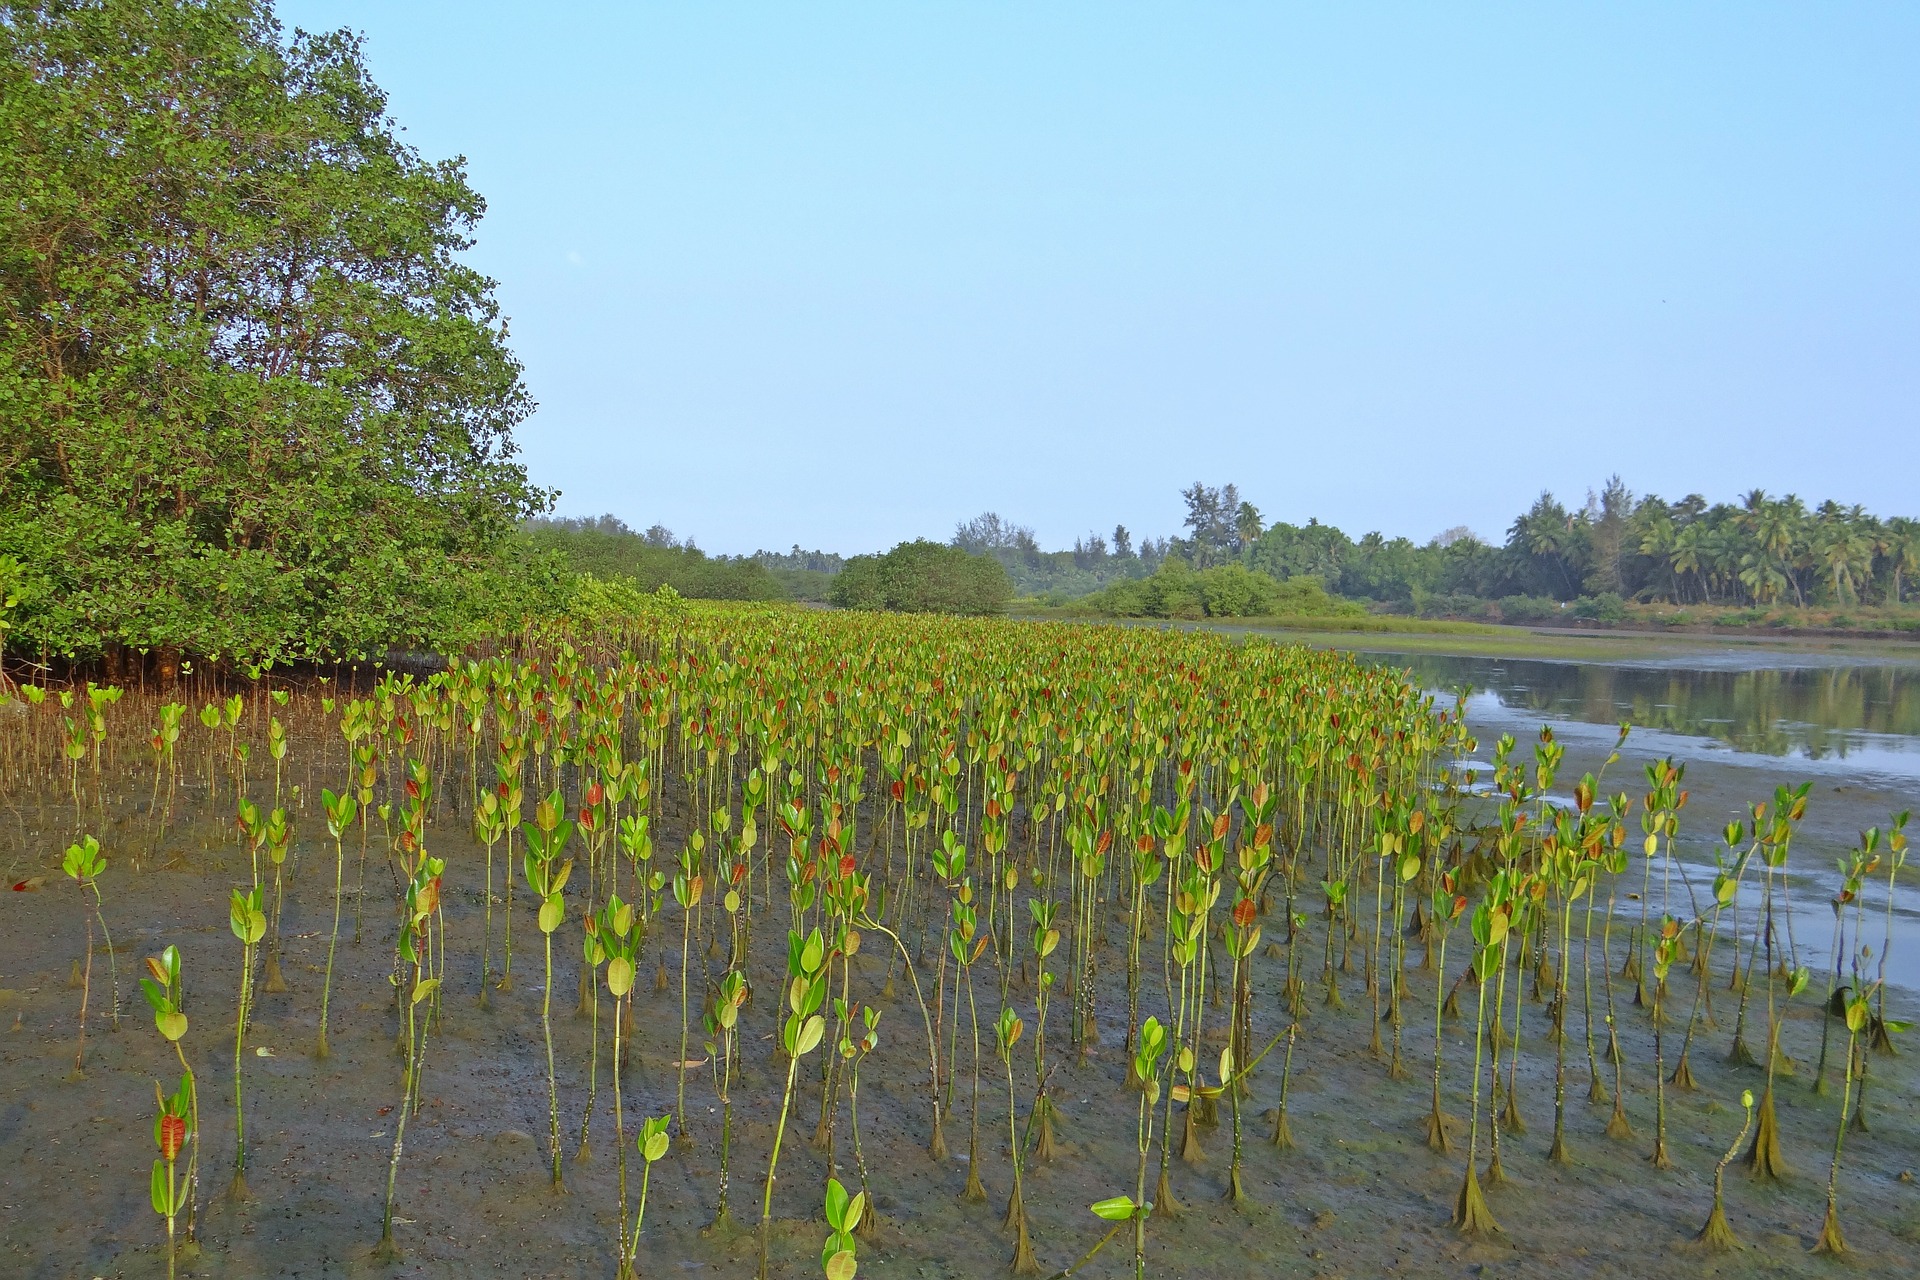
[279,2,1920,557]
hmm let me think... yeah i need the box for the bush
[829,541,1013,615]
[1570,593,1627,623]
[1495,595,1561,624]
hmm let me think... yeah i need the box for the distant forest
[525,477,1919,622]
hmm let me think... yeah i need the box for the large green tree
[0,0,554,669]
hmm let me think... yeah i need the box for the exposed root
[1744,1086,1785,1180]
[1452,1164,1500,1236]
[1153,1167,1182,1218]
[1693,1200,1740,1252]
[1813,1204,1846,1255]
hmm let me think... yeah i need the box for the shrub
[1570,593,1627,623]
[829,542,1013,616]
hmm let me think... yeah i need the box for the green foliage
[830,540,1013,616]
[0,0,557,664]
[524,517,786,602]
[1077,560,1364,621]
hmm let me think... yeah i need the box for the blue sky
[281,2,1918,555]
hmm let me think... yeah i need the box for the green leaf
[795,1013,825,1057]
[606,956,634,998]
[150,1160,172,1217]
[1090,1196,1136,1222]
[156,1010,188,1043]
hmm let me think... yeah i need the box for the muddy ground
[2,759,1917,1280]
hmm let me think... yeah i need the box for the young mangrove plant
[523,788,576,1191]
[227,885,266,1199]
[1814,978,1878,1256]
[759,926,829,1280]
[316,787,358,1057]
[1425,878,1465,1153]
[706,967,750,1237]
[822,1176,863,1280]
[599,894,641,1262]
[140,945,199,1256]
[150,1075,194,1280]
[998,1005,1040,1274]
[374,854,443,1262]
[620,1115,673,1279]
[1694,1088,1754,1252]
[1127,1015,1171,1280]
[61,834,113,1076]
[1453,887,1505,1236]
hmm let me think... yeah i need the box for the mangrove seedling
[1453,891,1504,1236]
[823,1176,863,1280]
[1129,1016,1171,1280]
[227,885,266,1199]
[600,896,640,1258]
[998,1005,1039,1274]
[706,966,750,1236]
[620,1115,673,1279]
[1694,1088,1754,1251]
[759,926,829,1280]
[62,834,114,1075]
[140,946,199,1254]
[1814,979,1878,1255]
[375,854,443,1261]
[523,789,575,1190]
[316,787,358,1057]
[151,1075,193,1280]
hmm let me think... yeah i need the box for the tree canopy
[0,0,555,667]
[829,540,1013,616]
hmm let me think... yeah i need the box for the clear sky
[280,2,1918,556]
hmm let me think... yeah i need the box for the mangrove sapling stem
[759,928,828,1280]
[1046,1221,1128,1280]
[1000,1007,1040,1274]
[1815,982,1876,1255]
[1693,1088,1754,1251]
[1131,1016,1170,1280]
[1649,917,1676,1170]
[962,941,986,1203]
[64,837,103,1077]
[623,1117,672,1277]
[317,789,357,1057]
[1426,896,1458,1153]
[1454,912,1499,1235]
[1270,1023,1298,1149]
[227,887,265,1199]
[523,795,575,1192]
[377,862,441,1262]
[859,913,946,1158]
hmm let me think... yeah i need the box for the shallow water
[1355,645,1920,994]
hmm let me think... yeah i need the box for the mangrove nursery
[1,600,1912,1277]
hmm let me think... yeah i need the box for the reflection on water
[1367,652,1920,769]
[1354,645,1920,990]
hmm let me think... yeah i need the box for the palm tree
[1884,518,1920,605]
[1812,505,1873,605]
[1667,522,1703,604]
[1235,502,1264,555]
[1738,552,1788,606]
